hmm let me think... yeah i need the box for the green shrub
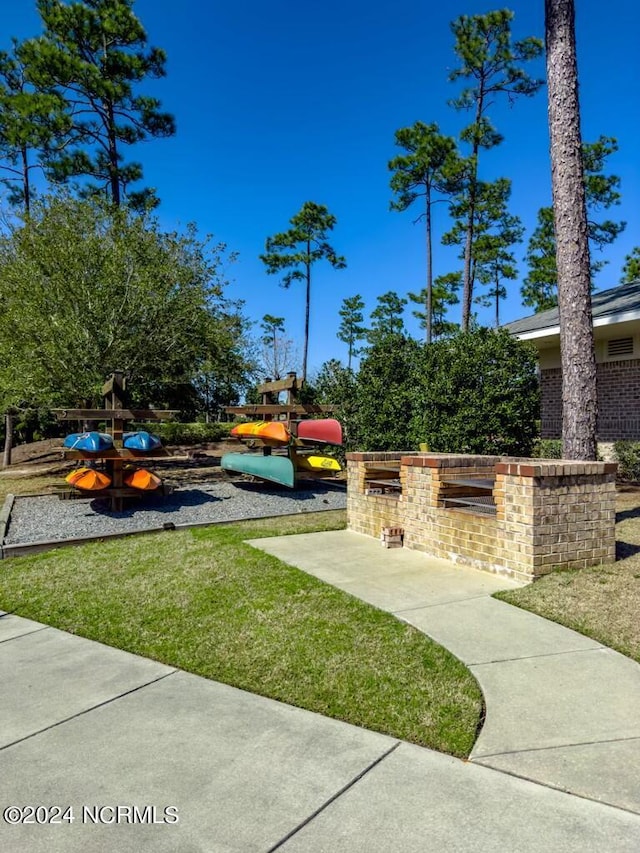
[532,439,563,459]
[352,334,421,451]
[613,441,640,481]
[409,329,540,456]
[131,421,234,445]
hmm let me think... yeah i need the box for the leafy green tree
[193,312,256,420]
[260,201,346,381]
[409,328,539,455]
[367,291,407,345]
[389,122,463,342]
[449,9,543,329]
[546,0,597,460]
[0,194,249,415]
[353,335,421,451]
[522,136,626,310]
[313,358,358,451]
[337,294,366,369]
[0,39,69,213]
[621,248,640,283]
[21,0,175,209]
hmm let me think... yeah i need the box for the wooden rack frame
[224,373,334,422]
[53,371,178,511]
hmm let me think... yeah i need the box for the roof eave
[514,307,640,341]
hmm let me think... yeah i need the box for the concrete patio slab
[0,668,397,853]
[0,627,174,747]
[471,647,640,757]
[247,529,521,611]
[279,741,640,852]
[251,530,640,816]
[396,596,602,665]
[0,612,49,643]
[476,737,640,814]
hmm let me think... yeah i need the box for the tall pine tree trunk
[302,242,310,381]
[425,192,433,344]
[107,101,121,206]
[21,146,30,214]
[546,0,597,459]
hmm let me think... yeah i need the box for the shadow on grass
[616,540,640,560]
[616,505,640,523]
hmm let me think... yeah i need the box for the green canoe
[221,452,296,488]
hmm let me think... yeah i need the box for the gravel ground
[3,480,347,546]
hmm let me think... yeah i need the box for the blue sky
[3,1,639,376]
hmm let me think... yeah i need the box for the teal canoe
[221,453,295,488]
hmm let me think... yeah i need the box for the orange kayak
[66,467,91,485]
[68,469,112,491]
[124,468,161,491]
[230,421,291,444]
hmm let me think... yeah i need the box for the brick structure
[347,452,617,584]
[504,280,640,444]
[541,359,640,440]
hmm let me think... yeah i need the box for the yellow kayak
[294,454,342,472]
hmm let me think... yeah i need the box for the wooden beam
[224,405,334,415]
[52,409,179,421]
[63,448,174,460]
[257,375,303,395]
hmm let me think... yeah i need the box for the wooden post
[107,372,125,512]
[2,414,14,469]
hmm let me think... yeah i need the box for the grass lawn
[0,510,482,758]
[496,492,640,663]
[0,471,65,503]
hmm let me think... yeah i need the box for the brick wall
[347,453,617,584]
[541,359,640,440]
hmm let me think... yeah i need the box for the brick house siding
[541,358,640,440]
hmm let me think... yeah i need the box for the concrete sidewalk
[1,534,639,851]
[250,530,640,816]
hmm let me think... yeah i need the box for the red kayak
[296,418,343,446]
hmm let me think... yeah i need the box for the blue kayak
[63,432,113,453]
[122,431,162,452]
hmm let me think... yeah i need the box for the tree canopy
[0,194,252,414]
[18,0,175,210]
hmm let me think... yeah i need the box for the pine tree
[260,314,287,380]
[388,122,464,342]
[260,201,346,381]
[408,273,460,339]
[22,0,175,210]
[522,136,626,310]
[471,180,523,327]
[546,0,597,459]
[449,10,543,330]
[367,291,407,346]
[0,39,68,212]
[337,294,366,370]
[621,248,640,283]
